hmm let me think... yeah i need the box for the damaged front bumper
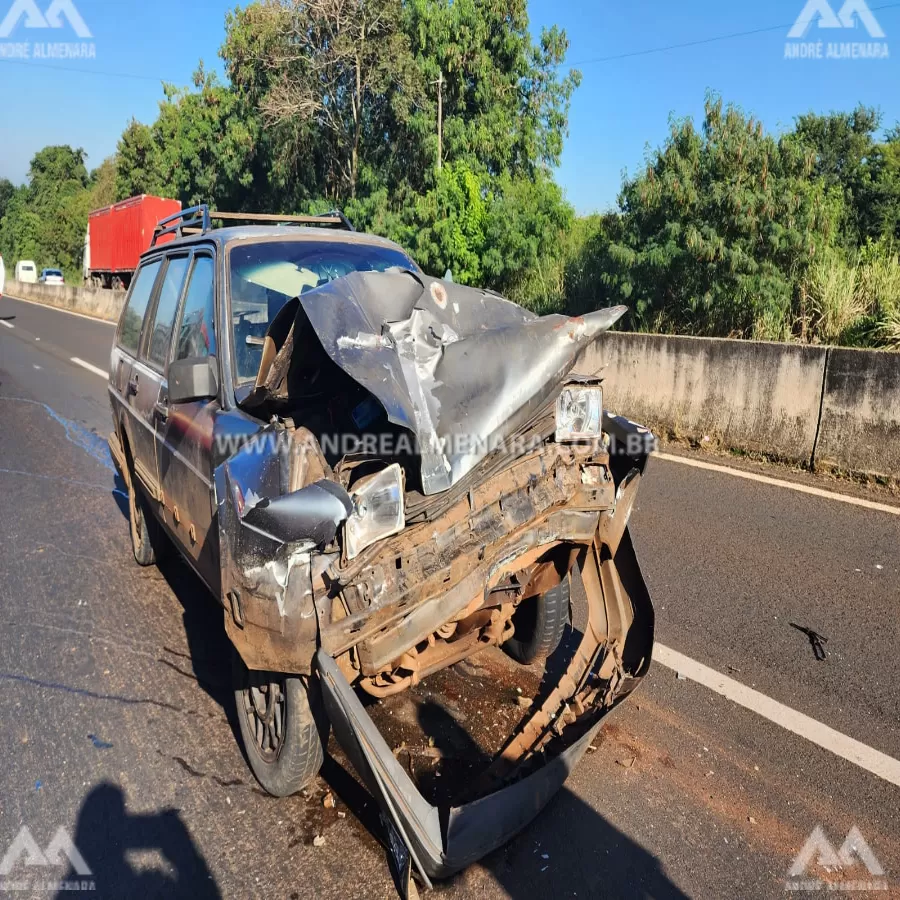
[318,512,654,889]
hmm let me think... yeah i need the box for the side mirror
[169,356,218,403]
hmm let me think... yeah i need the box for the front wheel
[125,461,166,567]
[503,578,571,665]
[233,651,326,797]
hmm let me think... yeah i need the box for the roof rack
[150,205,355,247]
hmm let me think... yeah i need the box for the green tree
[117,67,264,209]
[0,178,14,224]
[0,146,91,281]
[401,0,580,185]
[223,0,420,201]
[602,95,844,339]
[89,156,118,208]
[117,119,169,199]
[794,105,884,245]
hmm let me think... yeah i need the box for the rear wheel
[125,459,165,567]
[233,651,326,797]
[504,579,571,664]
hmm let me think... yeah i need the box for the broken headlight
[344,464,406,560]
[555,386,604,442]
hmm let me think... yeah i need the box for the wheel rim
[241,671,287,763]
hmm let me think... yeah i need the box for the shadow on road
[152,552,245,754]
[482,786,692,900]
[58,783,221,900]
[320,689,689,899]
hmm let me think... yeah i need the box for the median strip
[70,357,107,379]
[654,643,900,789]
[654,452,900,516]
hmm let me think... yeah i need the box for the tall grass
[795,242,900,349]
[802,250,867,344]
[878,306,900,349]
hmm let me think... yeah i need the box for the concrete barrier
[5,280,125,322]
[582,333,829,464]
[815,347,900,480]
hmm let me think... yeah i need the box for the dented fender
[213,425,351,674]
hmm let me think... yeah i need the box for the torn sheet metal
[299,271,627,494]
[213,425,326,673]
[318,514,655,881]
[242,480,353,546]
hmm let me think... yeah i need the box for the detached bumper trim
[317,648,602,881]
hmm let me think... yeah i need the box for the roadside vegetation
[0,0,898,349]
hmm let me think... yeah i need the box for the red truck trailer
[83,195,181,289]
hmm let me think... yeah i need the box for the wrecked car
[107,206,656,891]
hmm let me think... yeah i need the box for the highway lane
[0,294,898,898]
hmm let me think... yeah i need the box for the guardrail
[5,280,898,480]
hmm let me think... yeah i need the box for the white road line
[654,643,900,789]
[70,357,108,379]
[653,452,900,517]
[0,320,13,328]
[3,292,116,325]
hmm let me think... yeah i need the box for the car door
[155,251,221,590]
[131,253,191,506]
[114,257,164,498]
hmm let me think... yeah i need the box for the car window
[145,256,190,369]
[228,239,417,384]
[174,255,217,361]
[119,260,162,355]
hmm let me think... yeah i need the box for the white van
[15,260,38,283]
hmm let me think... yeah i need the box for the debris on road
[323,792,336,809]
[790,623,828,661]
[87,733,113,749]
[312,834,326,848]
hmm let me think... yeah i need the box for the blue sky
[1,0,899,213]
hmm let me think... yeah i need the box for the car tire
[503,578,571,665]
[233,650,327,797]
[125,460,165,567]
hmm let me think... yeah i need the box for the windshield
[229,238,417,384]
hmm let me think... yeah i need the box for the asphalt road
[0,292,898,899]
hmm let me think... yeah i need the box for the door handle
[154,401,169,424]
[127,375,139,397]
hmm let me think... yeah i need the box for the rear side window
[119,260,162,355]
[146,256,190,368]
[174,256,216,361]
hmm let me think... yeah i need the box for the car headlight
[344,464,406,560]
[556,386,604,441]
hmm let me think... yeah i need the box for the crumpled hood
[300,270,626,494]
